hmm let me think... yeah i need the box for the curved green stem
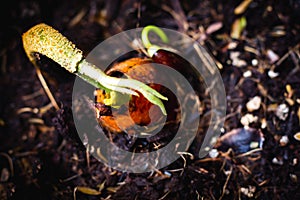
[141,25,169,57]
[22,23,167,115]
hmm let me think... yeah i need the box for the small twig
[28,118,45,125]
[168,168,184,173]
[39,102,55,114]
[17,103,53,116]
[162,1,189,32]
[21,88,43,101]
[219,166,233,200]
[73,187,77,200]
[86,144,90,169]
[61,170,83,183]
[68,8,87,28]
[0,152,14,177]
[270,43,300,71]
[17,107,39,115]
[158,191,171,200]
[286,51,300,78]
[35,66,60,110]
[235,148,262,158]
[193,43,215,75]
[136,0,141,28]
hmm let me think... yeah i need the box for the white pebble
[208,149,219,158]
[279,135,289,146]
[250,141,259,149]
[268,70,279,78]
[240,113,258,126]
[261,118,267,129]
[164,171,172,177]
[243,70,252,78]
[228,41,238,49]
[292,158,298,166]
[251,59,258,66]
[246,96,262,112]
[240,186,255,198]
[290,174,298,183]
[276,104,289,120]
[272,157,283,165]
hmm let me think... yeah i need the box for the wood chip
[234,0,253,15]
[76,186,101,195]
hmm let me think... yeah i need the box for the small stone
[250,141,259,149]
[276,104,289,120]
[292,158,298,166]
[279,135,289,146]
[243,70,252,78]
[251,59,258,66]
[0,168,10,182]
[208,149,219,158]
[272,157,283,165]
[268,70,279,78]
[215,127,264,154]
[246,96,261,112]
[230,51,247,67]
[261,118,267,129]
[228,41,238,49]
[225,189,230,195]
[163,171,172,177]
[224,170,231,176]
[241,187,247,194]
[290,174,298,183]
[241,186,256,198]
[241,113,258,126]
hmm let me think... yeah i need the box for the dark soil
[1,0,300,199]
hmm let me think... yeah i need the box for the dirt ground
[1,0,300,199]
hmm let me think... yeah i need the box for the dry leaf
[231,16,247,39]
[76,186,101,195]
[206,22,223,34]
[97,180,106,192]
[294,132,300,141]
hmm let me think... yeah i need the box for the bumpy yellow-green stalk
[22,23,167,114]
